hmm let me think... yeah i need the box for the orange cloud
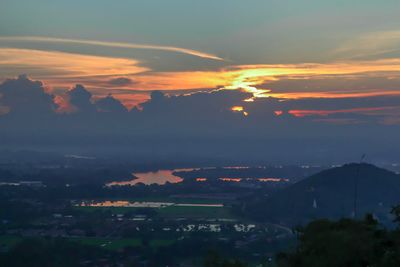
[2,46,400,107]
[288,106,398,117]
[0,105,9,115]
[265,90,400,99]
[0,48,148,80]
[128,59,400,100]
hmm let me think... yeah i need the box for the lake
[76,200,223,208]
[106,169,192,186]
[106,167,289,186]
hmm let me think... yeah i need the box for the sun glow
[217,60,400,101]
[231,106,244,112]
[231,106,249,116]
[223,68,273,98]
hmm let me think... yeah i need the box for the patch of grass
[0,236,175,252]
[73,238,141,250]
[76,197,222,205]
[74,206,141,214]
[75,204,234,219]
[168,198,225,204]
[158,206,233,219]
[72,237,174,250]
[0,235,22,250]
[150,239,175,247]
[73,198,229,217]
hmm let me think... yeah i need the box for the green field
[74,206,141,214]
[74,198,234,219]
[73,237,174,250]
[77,197,224,204]
[75,205,234,219]
[158,205,234,219]
[74,237,139,250]
[0,236,174,251]
[0,235,22,250]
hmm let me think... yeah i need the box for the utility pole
[353,154,366,218]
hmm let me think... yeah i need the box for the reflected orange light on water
[288,106,397,117]
[258,178,289,182]
[219,178,242,182]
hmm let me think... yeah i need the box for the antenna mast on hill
[353,154,366,219]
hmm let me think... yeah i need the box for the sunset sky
[1,0,400,109]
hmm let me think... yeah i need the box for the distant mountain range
[247,163,400,226]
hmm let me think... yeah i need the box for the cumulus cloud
[67,84,96,113]
[95,94,127,113]
[334,31,400,59]
[139,89,252,119]
[1,75,399,125]
[0,75,57,115]
[0,76,400,163]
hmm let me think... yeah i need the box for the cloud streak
[334,31,400,59]
[288,106,399,117]
[0,36,224,61]
[0,48,148,79]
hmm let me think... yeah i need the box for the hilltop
[246,163,400,225]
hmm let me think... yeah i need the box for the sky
[1,1,400,104]
[1,1,400,162]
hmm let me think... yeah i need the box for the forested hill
[246,163,400,225]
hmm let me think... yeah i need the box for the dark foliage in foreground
[277,210,400,267]
[204,251,245,267]
[0,238,109,267]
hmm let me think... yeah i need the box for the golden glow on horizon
[223,68,273,98]
[142,59,400,103]
[218,60,400,99]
